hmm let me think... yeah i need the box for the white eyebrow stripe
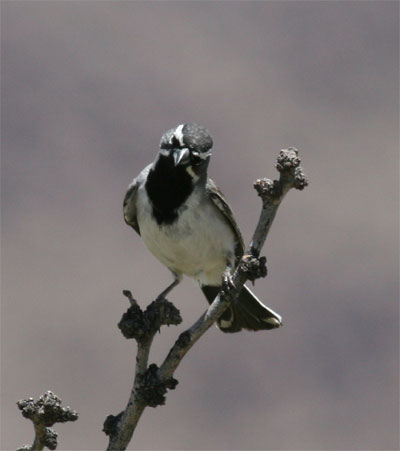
[198,149,213,159]
[174,124,185,146]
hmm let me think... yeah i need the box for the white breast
[136,185,235,286]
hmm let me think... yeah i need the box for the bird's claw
[221,271,236,298]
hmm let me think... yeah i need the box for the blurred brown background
[1,2,398,450]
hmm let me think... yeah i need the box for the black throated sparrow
[123,123,282,332]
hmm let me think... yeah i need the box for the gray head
[159,123,213,168]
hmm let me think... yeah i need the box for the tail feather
[201,285,282,333]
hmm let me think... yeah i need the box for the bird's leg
[156,272,182,300]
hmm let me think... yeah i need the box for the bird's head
[159,123,213,172]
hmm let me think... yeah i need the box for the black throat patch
[145,157,193,225]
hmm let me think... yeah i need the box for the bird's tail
[201,285,282,333]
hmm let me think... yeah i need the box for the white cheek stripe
[185,166,200,181]
[196,149,213,159]
[159,148,170,156]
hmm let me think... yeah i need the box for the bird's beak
[173,148,190,166]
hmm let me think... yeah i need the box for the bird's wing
[123,179,140,235]
[123,164,153,235]
[206,178,245,263]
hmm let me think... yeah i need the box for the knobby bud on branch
[17,391,78,451]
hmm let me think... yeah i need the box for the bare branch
[17,391,78,451]
[104,295,181,450]
[249,147,308,256]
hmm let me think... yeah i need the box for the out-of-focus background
[1,2,398,450]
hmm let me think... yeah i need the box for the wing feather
[206,178,244,263]
[123,180,140,235]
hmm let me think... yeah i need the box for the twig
[104,295,181,450]
[104,148,308,450]
[17,391,78,451]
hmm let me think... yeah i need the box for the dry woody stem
[17,391,78,451]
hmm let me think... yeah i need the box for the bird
[123,123,282,333]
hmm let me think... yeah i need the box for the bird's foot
[240,254,267,283]
[221,270,237,300]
